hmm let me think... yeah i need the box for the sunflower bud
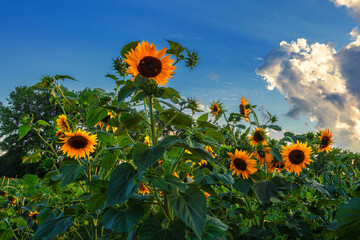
[113,57,129,77]
[40,75,54,88]
[185,50,200,70]
[144,167,157,179]
[21,115,34,125]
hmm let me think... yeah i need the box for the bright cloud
[330,0,360,12]
[256,28,360,152]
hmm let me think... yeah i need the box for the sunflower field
[1,40,360,240]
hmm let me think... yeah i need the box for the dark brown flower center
[254,131,264,142]
[320,136,330,148]
[239,104,245,115]
[68,136,88,149]
[233,158,247,171]
[32,213,38,220]
[258,150,265,158]
[288,150,305,164]
[101,115,111,124]
[138,56,162,78]
[212,105,219,112]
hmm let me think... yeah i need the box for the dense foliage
[1,41,360,240]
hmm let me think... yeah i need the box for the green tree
[0,86,62,177]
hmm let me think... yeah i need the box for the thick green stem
[170,149,185,174]
[244,194,258,226]
[149,95,157,146]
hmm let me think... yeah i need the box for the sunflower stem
[223,112,237,144]
[250,106,261,128]
[244,194,258,226]
[156,112,180,138]
[170,149,185,174]
[149,95,158,146]
[55,83,77,112]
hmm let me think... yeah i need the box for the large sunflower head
[267,159,286,174]
[254,147,273,165]
[138,183,150,195]
[228,149,257,179]
[281,141,313,175]
[124,41,176,86]
[239,97,251,122]
[95,111,117,132]
[60,129,98,159]
[318,129,333,153]
[56,114,71,132]
[249,128,267,147]
[210,101,221,116]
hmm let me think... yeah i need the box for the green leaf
[22,150,42,163]
[159,136,185,148]
[270,147,283,161]
[86,179,109,193]
[193,169,217,185]
[164,175,187,191]
[213,173,234,185]
[0,229,13,240]
[159,87,181,100]
[166,40,185,57]
[117,82,137,103]
[267,125,282,131]
[204,129,223,142]
[168,186,207,238]
[23,174,39,186]
[190,148,215,163]
[102,205,145,233]
[202,216,228,239]
[139,216,186,240]
[133,143,165,173]
[97,131,116,146]
[106,163,139,207]
[36,120,50,127]
[14,217,28,228]
[197,113,208,123]
[252,180,278,203]
[233,178,251,194]
[336,198,360,239]
[86,107,108,127]
[18,125,31,140]
[121,41,140,58]
[303,178,331,197]
[87,193,106,213]
[102,150,119,171]
[60,164,87,187]
[34,214,73,240]
[159,109,192,129]
[119,112,143,131]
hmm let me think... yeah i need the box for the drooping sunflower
[124,41,176,86]
[210,101,221,116]
[56,129,66,139]
[56,114,71,132]
[95,111,117,132]
[318,129,333,153]
[29,210,39,223]
[267,159,286,174]
[228,149,257,179]
[249,128,267,147]
[281,141,313,175]
[239,97,251,122]
[138,183,150,195]
[60,129,98,159]
[254,147,273,164]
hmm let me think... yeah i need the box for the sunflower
[199,145,215,166]
[60,129,98,158]
[204,192,210,200]
[124,41,176,86]
[56,114,71,132]
[7,196,16,205]
[267,159,286,174]
[95,111,117,132]
[318,129,333,153]
[138,183,150,195]
[144,135,151,146]
[239,97,251,122]
[249,128,267,147]
[56,129,66,139]
[29,210,39,223]
[0,190,7,196]
[254,147,273,164]
[281,141,313,175]
[228,149,257,179]
[210,101,221,116]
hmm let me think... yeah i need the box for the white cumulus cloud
[330,0,360,11]
[256,28,360,152]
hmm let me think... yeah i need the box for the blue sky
[1,0,360,150]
